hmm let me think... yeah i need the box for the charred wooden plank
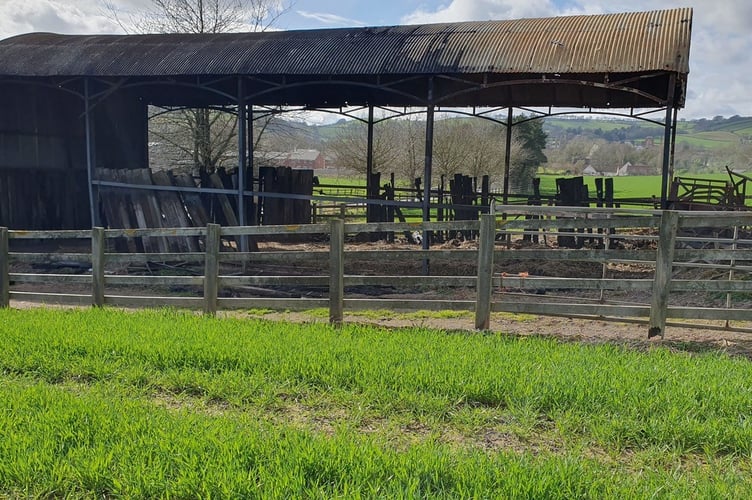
[95,169,139,252]
[152,170,199,253]
[171,172,210,227]
[123,169,169,253]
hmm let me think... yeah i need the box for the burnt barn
[0,8,691,232]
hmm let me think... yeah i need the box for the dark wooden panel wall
[0,85,90,229]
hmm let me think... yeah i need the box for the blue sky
[284,0,423,28]
[282,0,584,29]
[0,0,750,120]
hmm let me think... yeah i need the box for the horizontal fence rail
[3,206,752,337]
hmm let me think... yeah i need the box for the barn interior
[0,8,692,233]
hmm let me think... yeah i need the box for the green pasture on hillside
[2,307,752,498]
[675,131,742,149]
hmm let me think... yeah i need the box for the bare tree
[106,0,288,34]
[393,116,426,182]
[433,119,473,178]
[327,120,402,176]
[327,114,546,195]
[507,131,536,193]
[106,0,291,174]
[463,121,506,180]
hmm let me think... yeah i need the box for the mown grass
[538,173,734,201]
[538,174,662,200]
[2,307,752,497]
[324,171,732,207]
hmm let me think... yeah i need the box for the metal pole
[669,106,679,188]
[660,74,677,209]
[726,224,739,329]
[422,79,435,275]
[423,104,434,228]
[423,77,435,232]
[248,104,256,225]
[503,107,513,206]
[366,105,374,222]
[237,78,246,229]
[84,78,98,227]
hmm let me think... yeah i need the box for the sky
[0,0,749,120]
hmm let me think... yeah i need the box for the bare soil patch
[242,309,752,359]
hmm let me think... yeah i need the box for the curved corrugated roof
[0,8,691,77]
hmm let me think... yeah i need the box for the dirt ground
[246,308,752,358]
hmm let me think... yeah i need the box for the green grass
[546,117,635,132]
[547,116,752,150]
[537,174,663,200]
[3,307,752,497]
[675,131,741,148]
[537,173,734,202]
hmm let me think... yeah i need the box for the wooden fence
[3,206,752,337]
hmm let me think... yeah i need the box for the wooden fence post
[1,227,8,308]
[475,213,495,330]
[204,223,221,315]
[91,227,105,307]
[648,210,679,339]
[329,219,344,326]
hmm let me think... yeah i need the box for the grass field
[320,173,737,206]
[537,173,734,202]
[675,131,742,149]
[2,307,752,497]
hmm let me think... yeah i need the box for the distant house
[288,149,326,169]
[255,149,326,170]
[582,165,600,176]
[616,162,657,176]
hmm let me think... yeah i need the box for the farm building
[617,162,659,176]
[0,8,691,230]
[582,165,601,176]
[256,150,327,170]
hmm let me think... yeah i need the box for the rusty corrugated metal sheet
[0,8,691,77]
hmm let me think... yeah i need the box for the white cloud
[296,10,366,27]
[0,0,127,39]
[402,0,556,24]
[400,0,752,119]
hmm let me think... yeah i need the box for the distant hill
[277,114,752,146]
[310,114,752,148]
[692,115,752,134]
[544,115,752,150]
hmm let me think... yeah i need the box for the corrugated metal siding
[0,8,691,77]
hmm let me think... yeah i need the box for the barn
[0,8,692,230]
